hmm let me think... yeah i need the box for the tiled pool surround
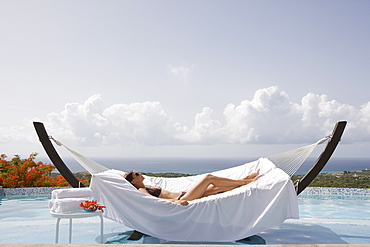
[300,187,370,196]
[0,186,69,196]
[1,186,369,197]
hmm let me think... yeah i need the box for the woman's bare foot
[245,169,260,179]
[240,169,260,184]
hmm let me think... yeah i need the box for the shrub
[0,153,86,188]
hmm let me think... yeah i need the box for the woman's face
[130,171,144,183]
[124,171,143,183]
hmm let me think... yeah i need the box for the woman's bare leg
[201,185,240,197]
[202,169,260,197]
[182,170,259,201]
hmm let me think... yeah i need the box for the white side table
[50,211,104,244]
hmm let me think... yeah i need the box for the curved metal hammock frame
[33,121,346,195]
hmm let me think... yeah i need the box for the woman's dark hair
[124,171,135,183]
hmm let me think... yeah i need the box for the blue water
[1,190,369,245]
[1,189,369,222]
[298,194,370,220]
[0,195,51,222]
[59,156,370,175]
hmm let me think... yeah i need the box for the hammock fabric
[89,157,299,241]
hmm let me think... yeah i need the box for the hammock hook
[317,134,332,145]
[49,136,63,146]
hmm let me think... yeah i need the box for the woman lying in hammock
[124,169,260,206]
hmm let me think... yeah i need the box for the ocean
[61,156,370,175]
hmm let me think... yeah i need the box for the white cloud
[2,87,370,148]
[0,125,35,144]
[169,65,193,84]
[45,95,180,146]
[176,107,223,144]
[222,86,303,144]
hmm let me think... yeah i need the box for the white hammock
[51,137,329,241]
[90,158,298,241]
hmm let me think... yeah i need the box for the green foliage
[71,171,191,184]
[292,170,370,188]
[142,172,193,178]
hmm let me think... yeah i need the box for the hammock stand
[34,121,346,241]
[33,121,347,194]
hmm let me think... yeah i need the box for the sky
[1,0,370,161]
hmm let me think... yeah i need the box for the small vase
[84,208,97,213]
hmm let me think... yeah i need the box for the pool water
[1,189,369,222]
[298,194,370,220]
[0,187,369,245]
[0,195,51,222]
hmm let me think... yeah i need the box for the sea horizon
[50,156,370,175]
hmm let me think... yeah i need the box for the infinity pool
[1,188,369,222]
[0,187,369,245]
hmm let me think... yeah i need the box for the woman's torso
[159,189,182,199]
[146,186,182,199]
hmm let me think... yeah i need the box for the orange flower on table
[80,200,106,212]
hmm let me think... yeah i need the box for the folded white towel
[52,188,92,199]
[49,197,92,213]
